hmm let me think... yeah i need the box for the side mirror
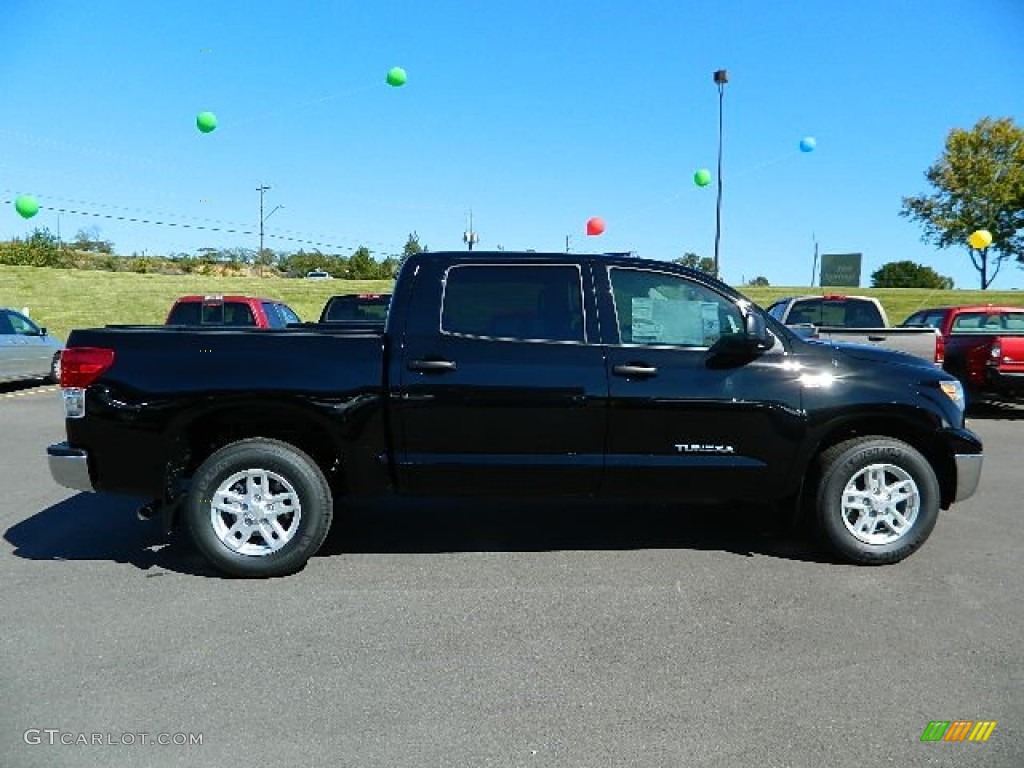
[38,327,48,336]
[743,312,774,351]
[707,309,774,364]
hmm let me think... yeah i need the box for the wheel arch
[795,412,957,513]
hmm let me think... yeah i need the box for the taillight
[934,333,945,366]
[60,347,115,388]
[989,341,1002,360]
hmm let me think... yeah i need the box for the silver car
[0,308,63,384]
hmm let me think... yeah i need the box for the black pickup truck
[47,252,983,577]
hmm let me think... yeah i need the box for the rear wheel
[185,438,333,577]
[47,351,61,384]
[815,436,939,565]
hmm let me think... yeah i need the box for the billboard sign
[820,253,862,287]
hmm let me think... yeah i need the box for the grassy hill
[2,264,1022,342]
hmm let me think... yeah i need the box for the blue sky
[2,0,1022,288]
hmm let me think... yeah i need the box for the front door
[597,266,806,501]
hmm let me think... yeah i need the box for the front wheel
[815,436,940,565]
[185,438,333,577]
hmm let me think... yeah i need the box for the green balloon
[196,111,218,133]
[15,195,39,219]
[386,67,407,87]
[694,169,712,187]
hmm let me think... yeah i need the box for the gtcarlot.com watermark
[24,729,203,747]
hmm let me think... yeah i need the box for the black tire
[47,351,61,384]
[185,438,333,577]
[814,436,940,565]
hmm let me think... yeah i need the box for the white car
[305,270,331,280]
[0,307,63,384]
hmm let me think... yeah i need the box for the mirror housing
[743,311,774,351]
[707,308,774,364]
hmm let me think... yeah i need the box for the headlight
[939,379,966,410]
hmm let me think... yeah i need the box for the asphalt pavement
[2,382,1022,768]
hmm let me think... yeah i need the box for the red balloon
[586,217,605,236]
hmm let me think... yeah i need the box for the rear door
[598,265,806,501]
[391,260,607,496]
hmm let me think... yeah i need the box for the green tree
[746,276,770,286]
[71,226,114,254]
[672,252,717,277]
[871,260,954,289]
[400,232,424,266]
[347,246,378,279]
[900,116,1024,289]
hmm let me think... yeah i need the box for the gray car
[0,308,63,384]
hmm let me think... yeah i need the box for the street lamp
[463,210,479,251]
[712,69,728,278]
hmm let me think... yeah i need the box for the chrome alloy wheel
[209,469,303,556]
[840,463,920,545]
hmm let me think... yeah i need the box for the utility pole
[256,185,283,276]
[257,185,270,264]
[713,69,729,278]
[810,234,819,287]
[463,210,479,251]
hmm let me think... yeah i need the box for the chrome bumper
[953,453,983,503]
[47,442,95,493]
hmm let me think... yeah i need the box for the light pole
[463,210,479,251]
[713,69,728,278]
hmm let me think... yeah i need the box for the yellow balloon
[968,229,993,249]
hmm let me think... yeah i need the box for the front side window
[7,311,40,336]
[609,268,743,347]
[278,304,301,325]
[441,265,584,343]
[261,302,286,328]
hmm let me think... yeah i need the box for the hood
[811,339,937,371]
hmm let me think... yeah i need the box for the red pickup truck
[165,295,302,328]
[900,305,1024,400]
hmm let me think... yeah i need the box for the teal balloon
[693,168,712,187]
[799,136,816,152]
[196,111,218,133]
[386,67,407,87]
[15,195,39,219]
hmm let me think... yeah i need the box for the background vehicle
[901,305,1024,400]
[319,293,391,324]
[48,252,981,577]
[305,270,331,280]
[766,294,943,364]
[0,307,62,384]
[165,295,302,329]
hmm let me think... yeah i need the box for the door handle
[407,359,457,372]
[613,364,658,378]
[867,335,886,342]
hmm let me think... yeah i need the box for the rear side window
[786,298,883,327]
[441,265,584,343]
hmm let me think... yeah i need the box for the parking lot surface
[2,382,1022,767]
